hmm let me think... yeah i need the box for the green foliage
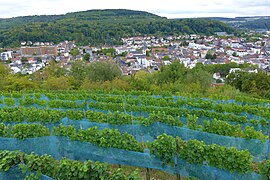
[106,111,133,125]
[21,57,28,63]
[0,63,10,76]
[83,53,90,61]
[243,126,267,141]
[179,139,207,164]
[259,159,270,179]
[0,107,65,123]
[144,111,182,127]
[204,119,243,137]
[53,125,143,152]
[70,48,80,56]
[11,124,50,139]
[48,99,85,109]
[162,55,171,61]
[149,134,176,164]
[0,150,23,172]
[3,98,16,106]
[0,123,50,139]
[205,50,217,60]
[187,114,199,130]
[0,150,139,179]
[226,71,270,98]
[42,76,72,90]
[18,97,35,106]
[232,52,238,57]
[150,134,254,173]
[239,18,270,30]
[97,48,116,57]
[205,144,253,173]
[0,123,7,137]
[156,61,212,93]
[86,61,122,82]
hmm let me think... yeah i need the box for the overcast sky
[0,0,269,19]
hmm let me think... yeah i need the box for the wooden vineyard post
[267,123,270,160]
[176,137,181,180]
[146,168,150,180]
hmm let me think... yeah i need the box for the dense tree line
[0,60,253,100]
[0,9,236,47]
[2,57,267,100]
[226,71,270,98]
[239,19,270,30]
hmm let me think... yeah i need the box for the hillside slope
[0,9,236,47]
[208,16,270,30]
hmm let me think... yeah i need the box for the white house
[163,61,172,66]
[114,47,129,55]
[230,42,243,48]
[136,56,150,68]
[229,68,242,74]
[0,51,13,61]
[10,66,21,74]
[213,73,225,83]
[250,47,261,54]
[179,58,191,67]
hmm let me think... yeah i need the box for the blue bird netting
[0,136,262,180]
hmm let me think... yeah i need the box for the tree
[0,63,10,89]
[146,50,151,57]
[212,53,217,60]
[232,52,238,57]
[162,55,171,61]
[157,60,187,84]
[83,53,90,61]
[205,52,212,59]
[70,48,80,56]
[41,76,72,90]
[226,70,270,97]
[130,70,152,91]
[4,75,37,91]
[180,41,189,46]
[37,57,42,63]
[121,51,128,57]
[21,57,28,64]
[69,60,87,87]
[86,61,122,82]
[45,60,67,78]
[98,48,116,57]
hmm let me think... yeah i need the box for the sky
[0,0,270,19]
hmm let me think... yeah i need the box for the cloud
[0,0,269,18]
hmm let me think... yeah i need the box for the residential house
[0,51,13,61]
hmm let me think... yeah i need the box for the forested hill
[207,16,270,31]
[0,9,236,47]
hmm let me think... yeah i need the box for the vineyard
[0,90,270,179]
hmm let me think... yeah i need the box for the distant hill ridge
[205,16,270,30]
[0,9,236,47]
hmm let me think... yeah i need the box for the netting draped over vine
[1,92,270,179]
[60,118,270,162]
[0,136,262,180]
